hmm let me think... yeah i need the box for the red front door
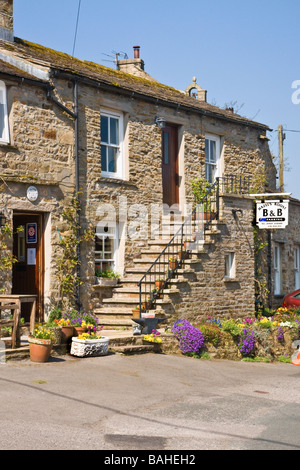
[162,124,179,207]
[12,213,44,322]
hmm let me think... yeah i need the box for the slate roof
[0,37,269,130]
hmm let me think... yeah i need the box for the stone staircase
[94,218,222,330]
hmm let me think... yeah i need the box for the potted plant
[62,310,99,336]
[132,306,141,319]
[155,278,164,289]
[95,268,120,286]
[46,307,63,345]
[53,318,74,344]
[70,326,109,357]
[169,256,177,270]
[28,325,53,363]
[191,177,213,220]
[143,329,162,352]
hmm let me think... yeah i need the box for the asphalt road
[0,353,300,452]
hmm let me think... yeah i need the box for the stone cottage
[0,0,295,329]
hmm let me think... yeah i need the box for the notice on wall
[27,248,36,266]
[256,200,289,229]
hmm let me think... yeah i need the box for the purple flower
[277,326,284,341]
[172,319,205,354]
[238,328,255,357]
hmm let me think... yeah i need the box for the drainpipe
[46,81,81,307]
[73,79,81,307]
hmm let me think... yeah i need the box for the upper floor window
[205,134,220,183]
[101,109,123,179]
[0,81,9,144]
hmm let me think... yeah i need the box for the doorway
[162,124,179,207]
[12,213,44,323]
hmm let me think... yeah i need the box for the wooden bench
[0,295,37,349]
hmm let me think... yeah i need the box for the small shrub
[237,328,256,357]
[172,319,205,355]
[221,319,241,337]
[196,323,223,347]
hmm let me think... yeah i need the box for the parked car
[282,289,300,308]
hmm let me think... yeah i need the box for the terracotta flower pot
[28,336,52,363]
[61,326,74,344]
[73,326,87,337]
[169,260,177,270]
[155,280,164,289]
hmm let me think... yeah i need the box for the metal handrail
[137,178,220,315]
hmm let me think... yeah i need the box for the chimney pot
[133,46,140,59]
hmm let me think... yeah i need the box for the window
[100,110,123,178]
[274,243,282,295]
[205,134,220,183]
[294,246,300,290]
[95,224,118,273]
[0,81,9,143]
[225,252,235,279]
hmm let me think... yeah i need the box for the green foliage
[0,222,17,274]
[190,177,213,211]
[95,268,120,279]
[55,194,94,308]
[197,323,223,347]
[221,319,242,337]
[46,307,62,327]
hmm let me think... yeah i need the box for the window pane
[205,139,209,162]
[110,118,119,145]
[210,140,216,163]
[101,145,107,172]
[108,146,117,173]
[101,116,109,143]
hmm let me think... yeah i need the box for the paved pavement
[0,352,300,451]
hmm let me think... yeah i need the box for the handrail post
[216,177,220,220]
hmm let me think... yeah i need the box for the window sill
[223,277,239,283]
[98,176,136,187]
[0,142,17,151]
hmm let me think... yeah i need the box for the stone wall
[171,195,255,321]
[0,73,277,317]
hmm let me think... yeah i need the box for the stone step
[109,344,157,355]
[94,318,134,329]
[111,287,180,299]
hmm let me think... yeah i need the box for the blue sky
[13,0,300,198]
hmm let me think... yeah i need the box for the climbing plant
[55,195,94,309]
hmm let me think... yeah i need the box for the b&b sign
[256,200,289,229]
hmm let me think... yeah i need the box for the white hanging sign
[256,200,289,229]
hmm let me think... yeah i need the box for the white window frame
[95,223,119,273]
[100,109,124,179]
[294,246,300,290]
[0,80,9,144]
[274,243,282,295]
[205,134,220,183]
[225,252,235,279]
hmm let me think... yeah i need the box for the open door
[12,213,44,323]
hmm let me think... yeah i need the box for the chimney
[0,0,13,42]
[117,45,145,75]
